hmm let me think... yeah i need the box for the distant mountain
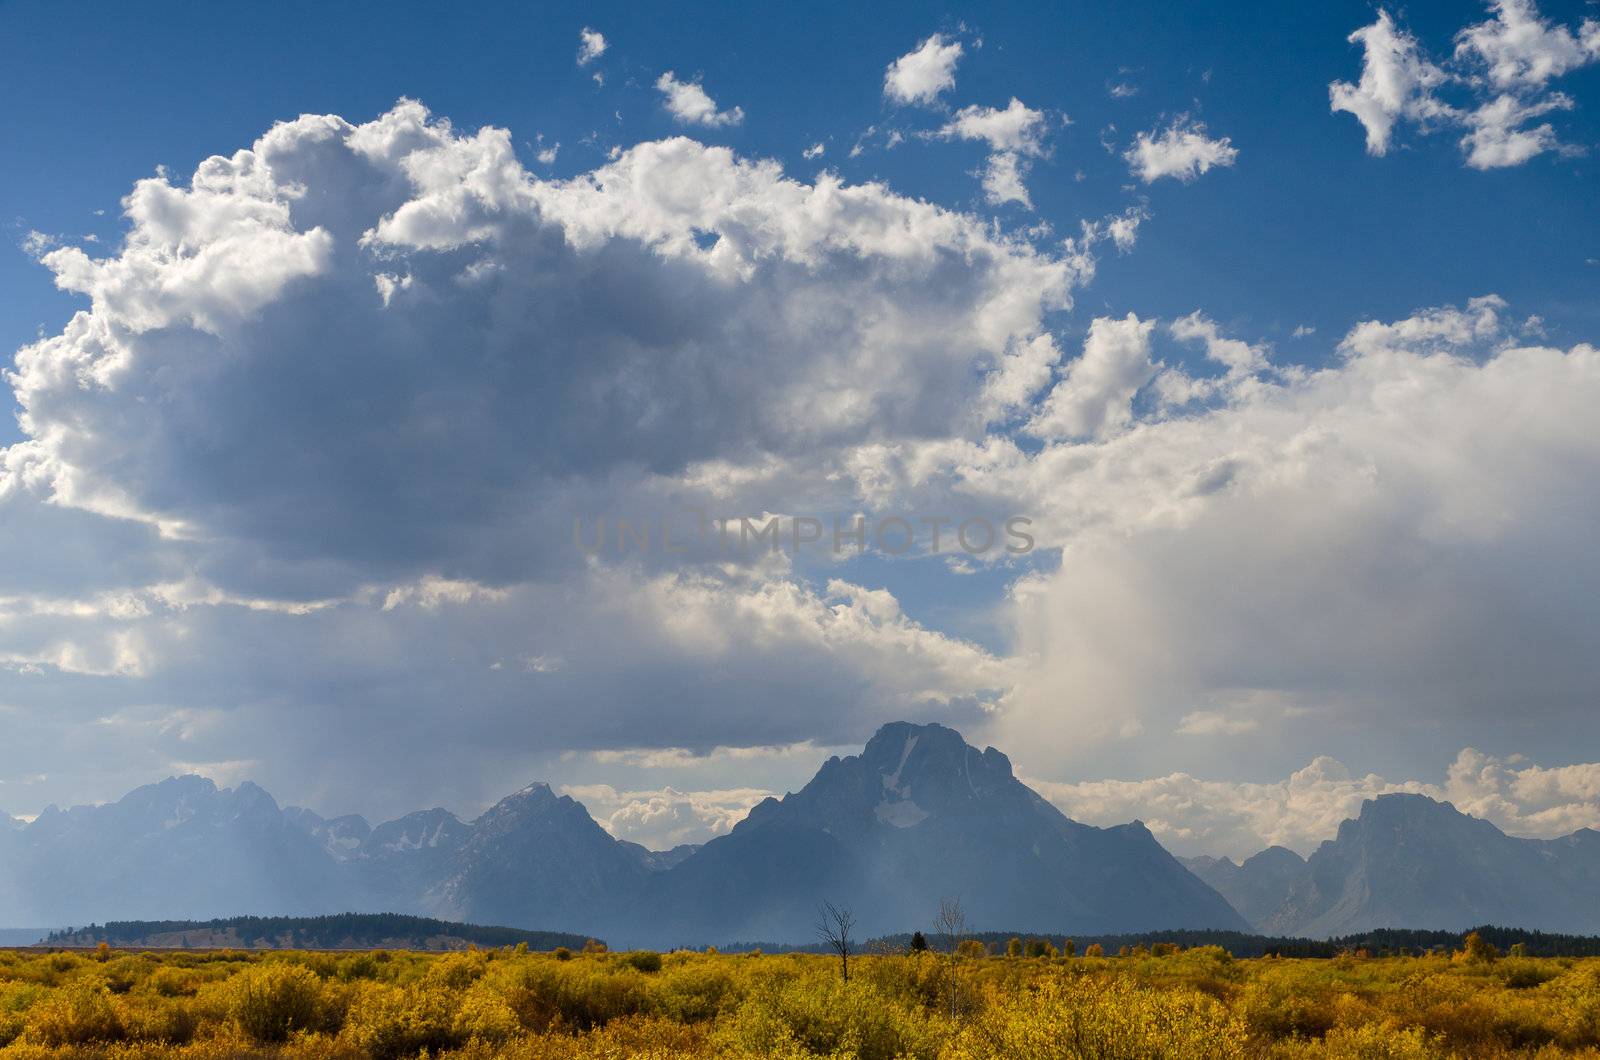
[0,723,1245,945]
[427,783,651,936]
[624,843,701,871]
[283,807,372,861]
[627,722,1249,945]
[0,777,343,926]
[345,807,472,912]
[1251,794,1600,937]
[1181,847,1307,930]
[31,730,1600,946]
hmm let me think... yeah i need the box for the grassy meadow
[3,938,1600,1058]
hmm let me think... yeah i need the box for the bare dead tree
[814,900,856,982]
[934,896,968,1018]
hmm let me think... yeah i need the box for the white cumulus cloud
[1331,1,1598,168]
[1028,313,1157,439]
[565,784,775,849]
[939,98,1051,207]
[655,72,744,127]
[1329,11,1453,156]
[577,27,607,67]
[884,34,963,105]
[1124,117,1237,183]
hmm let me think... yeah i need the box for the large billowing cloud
[0,101,1075,819]
[5,100,1600,852]
[9,101,1081,599]
[978,297,1600,778]
[788,292,1600,784]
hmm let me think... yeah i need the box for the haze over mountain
[0,776,345,925]
[629,722,1247,943]
[0,722,1245,944]
[1188,794,1600,938]
[9,728,1599,945]
[1180,846,1307,930]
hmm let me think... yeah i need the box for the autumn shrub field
[3,939,1600,1058]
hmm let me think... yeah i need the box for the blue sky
[6,0,1597,389]
[2,0,1600,858]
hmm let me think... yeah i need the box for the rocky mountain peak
[1358,792,1454,822]
[1242,846,1306,872]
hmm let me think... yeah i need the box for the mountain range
[0,722,1245,945]
[1183,793,1600,937]
[4,723,1598,944]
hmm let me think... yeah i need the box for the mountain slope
[427,784,649,935]
[0,777,344,925]
[1260,794,1600,937]
[1182,846,1307,931]
[30,729,1600,945]
[327,807,470,912]
[630,722,1249,945]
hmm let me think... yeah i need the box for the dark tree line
[45,914,591,951]
[853,925,1600,959]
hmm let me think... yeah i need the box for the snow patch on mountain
[874,798,930,828]
[881,732,920,796]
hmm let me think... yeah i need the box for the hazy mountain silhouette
[1217,794,1600,937]
[8,730,1594,945]
[1181,846,1307,931]
[629,722,1248,944]
[0,776,342,925]
[427,782,652,937]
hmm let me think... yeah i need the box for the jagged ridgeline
[41,914,591,951]
[9,722,1600,946]
[1181,794,1600,937]
[0,722,1248,948]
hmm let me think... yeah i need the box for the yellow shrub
[1285,1022,1441,1058]
[116,993,200,1044]
[502,960,649,1032]
[713,973,946,1060]
[24,976,123,1046]
[424,950,490,990]
[231,961,326,1042]
[2,940,1600,1059]
[340,981,460,1059]
[452,981,521,1044]
[648,959,741,1023]
[947,975,1249,1060]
